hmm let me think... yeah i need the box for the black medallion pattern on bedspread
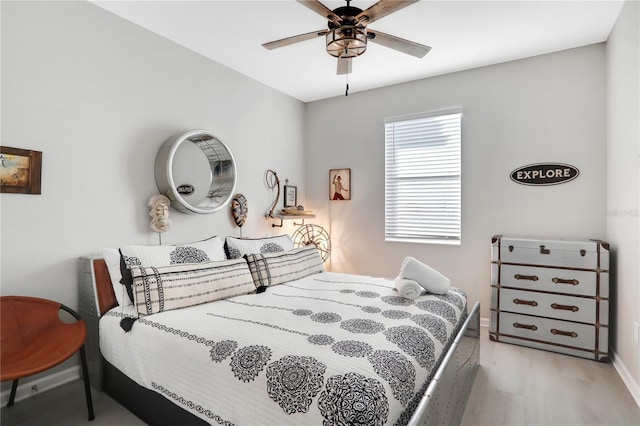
[340,318,385,334]
[231,345,272,382]
[318,372,389,426]
[266,355,326,414]
[411,314,448,344]
[210,340,237,363]
[311,312,342,323]
[415,300,458,325]
[384,326,436,369]
[332,340,373,358]
[368,350,415,406]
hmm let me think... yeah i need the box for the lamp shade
[326,25,367,58]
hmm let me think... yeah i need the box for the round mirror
[155,130,237,214]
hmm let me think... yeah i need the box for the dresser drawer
[496,264,605,297]
[493,236,609,270]
[497,312,596,351]
[497,288,596,324]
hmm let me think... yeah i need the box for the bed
[78,246,479,425]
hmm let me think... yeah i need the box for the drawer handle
[514,274,539,281]
[551,328,578,338]
[513,322,538,331]
[551,303,579,312]
[552,277,579,286]
[539,245,550,255]
[513,298,538,307]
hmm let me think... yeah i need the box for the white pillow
[102,248,131,307]
[225,235,294,259]
[120,236,227,303]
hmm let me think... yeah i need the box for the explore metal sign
[510,163,579,186]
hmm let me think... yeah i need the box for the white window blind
[384,110,462,244]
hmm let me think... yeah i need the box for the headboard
[90,258,118,316]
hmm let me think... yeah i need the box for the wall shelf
[268,214,316,228]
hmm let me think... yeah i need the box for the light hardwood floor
[461,330,640,426]
[2,328,639,425]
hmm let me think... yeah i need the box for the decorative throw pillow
[131,258,256,316]
[119,236,227,303]
[225,235,294,259]
[244,245,325,289]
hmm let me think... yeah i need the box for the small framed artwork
[284,185,297,207]
[330,168,351,200]
[1,146,42,194]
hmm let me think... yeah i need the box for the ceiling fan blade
[367,29,431,58]
[262,29,328,50]
[356,0,419,25]
[337,58,352,75]
[297,0,340,24]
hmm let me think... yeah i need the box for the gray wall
[606,0,640,402]
[1,1,305,308]
[305,44,607,326]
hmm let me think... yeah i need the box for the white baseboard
[611,350,640,408]
[480,316,490,328]
[1,366,80,406]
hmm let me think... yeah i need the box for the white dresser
[489,235,610,361]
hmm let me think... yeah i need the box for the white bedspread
[100,272,467,425]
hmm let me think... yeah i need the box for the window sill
[385,237,461,246]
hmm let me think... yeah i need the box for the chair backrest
[1,296,62,355]
[1,296,88,382]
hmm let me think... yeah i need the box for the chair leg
[79,346,95,421]
[8,379,18,406]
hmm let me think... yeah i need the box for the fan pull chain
[345,73,349,96]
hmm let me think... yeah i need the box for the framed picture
[330,168,351,200]
[1,146,42,194]
[284,185,297,207]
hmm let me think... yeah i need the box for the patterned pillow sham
[131,258,256,316]
[225,235,294,259]
[245,245,325,289]
[119,236,227,303]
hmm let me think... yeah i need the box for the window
[384,110,462,244]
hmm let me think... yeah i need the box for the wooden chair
[1,296,95,420]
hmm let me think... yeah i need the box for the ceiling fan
[262,0,431,75]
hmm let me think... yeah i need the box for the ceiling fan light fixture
[326,25,367,58]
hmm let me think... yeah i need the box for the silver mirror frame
[154,129,237,214]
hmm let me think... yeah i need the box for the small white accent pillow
[400,256,451,295]
[131,258,256,316]
[225,235,294,259]
[244,245,325,289]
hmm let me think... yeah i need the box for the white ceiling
[91,0,624,102]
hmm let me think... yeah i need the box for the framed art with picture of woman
[330,169,350,201]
